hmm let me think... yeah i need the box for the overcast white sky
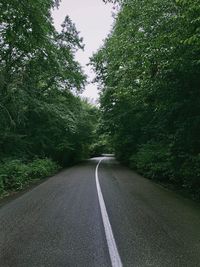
[52,0,114,102]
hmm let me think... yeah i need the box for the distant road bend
[0,156,200,267]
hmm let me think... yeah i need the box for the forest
[0,0,200,200]
[92,0,200,199]
[0,0,98,196]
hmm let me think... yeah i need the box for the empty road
[0,156,200,267]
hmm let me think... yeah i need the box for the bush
[0,176,4,195]
[27,158,60,179]
[130,142,173,180]
[0,158,60,195]
[129,143,200,200]
[180,155,200,198]
[0,160,28,191]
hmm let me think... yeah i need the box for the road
[0,156,200,267]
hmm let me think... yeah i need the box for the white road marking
[95,158,123,267]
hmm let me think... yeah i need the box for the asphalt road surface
[0,156,200,267]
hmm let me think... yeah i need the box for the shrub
[0,160,29,191]
[130,142,173,180]
[0,158,60,195]
[0,176,4,195]
[27,158,60,179]
[180,155,200,198]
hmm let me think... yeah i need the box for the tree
[92,0,200,198]
[0,0,96,166]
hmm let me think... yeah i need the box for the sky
[52,0,114,102]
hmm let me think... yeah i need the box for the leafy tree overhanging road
[1,0,200,266]
[92,0,200,199]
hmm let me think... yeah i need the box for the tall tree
[0,0,96,166]
[92,0,200,197]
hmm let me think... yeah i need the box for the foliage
[0,158,59,195]
[89,113,114,156]
[92,0,200,198]
[0,0,99,195]
[90,133,113,156]
[180,155,200,197]
[130,142,173,180]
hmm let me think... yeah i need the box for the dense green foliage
[89,113,114,156]
[92,0,200,198]
[0,158,59,195]
[0,0,98,195]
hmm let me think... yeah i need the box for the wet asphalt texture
[0,157,200,267]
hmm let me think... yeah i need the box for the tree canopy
[92,0,200,198]
[0,0,99,194]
